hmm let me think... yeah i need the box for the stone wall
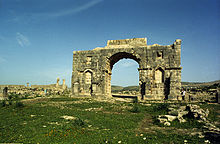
[72,38,182,100]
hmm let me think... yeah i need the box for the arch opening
[107,52,141,97]
[109,52,140,70]
[84,70,93,95]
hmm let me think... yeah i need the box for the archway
[111,58,139,95]
[107,52,141,97]
[84,69,93,95]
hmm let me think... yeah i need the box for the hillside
[111,85,139,92]
[181,80,220,87]
[112,80,220,92]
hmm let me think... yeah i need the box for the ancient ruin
[0,78,68,99]
[72,38,182,100]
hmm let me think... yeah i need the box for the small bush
[146,103,170,115]
[171,118,203,129]
[132,97,138,103]
[154,103,169,113]
[129,104,140,113]
[8,101,12,105]
[8,95,13,100]
[8,93,20,100]
[74,117,86,127]
[1,100,7,107]
[15,101,24,108]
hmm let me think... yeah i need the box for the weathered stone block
[72,38,182,100]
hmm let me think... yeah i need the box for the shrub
[1,100,6,107]
[129,103,140,113]
[8,95,13,100]
[8,93,20,100]
[146,103,170,115]
[8,101,12,105]
[153,103,169,113]
[132,97,138,103]
[74,117,86,127]
[170,118,203,129]
[15,101,24,108]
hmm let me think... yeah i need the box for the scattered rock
[164,121,171,126]
[30,115,36,117]
[61,115,76,120]
[84,107,103,111]
[158,117,168,123]
[177,115,186,123]
[178,111,188,117]
[164,115,177,122]
[157,104,220,143]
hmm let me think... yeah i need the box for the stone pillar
[145,69,154,100]
[168,70,181,100]
[56,78,60,88]
[168,72,176,100]
[139,68,153,100]
[27,82,30,88]
[73,82,79,94]
[104,71,111,97]
[62,79,67,90]
[92,84,97,93]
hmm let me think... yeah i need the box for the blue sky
[0,0,219,87]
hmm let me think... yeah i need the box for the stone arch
[155,67,164,83]
[105,52,140,96]
[84,69,93,95]
[72,38,182,100]
[109,52,140,70]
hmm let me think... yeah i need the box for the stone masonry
[72,38,182,100]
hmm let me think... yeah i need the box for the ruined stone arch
[108,52,141,70]
[72,38,182,100]
[104,52,141,95]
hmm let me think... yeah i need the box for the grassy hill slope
[112,80,220,92]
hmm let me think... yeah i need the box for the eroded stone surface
[72,38,182,100]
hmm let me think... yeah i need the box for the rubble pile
[157,104,220,142]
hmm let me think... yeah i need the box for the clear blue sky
[0,0,219,87]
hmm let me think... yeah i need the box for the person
[181,89,186,100]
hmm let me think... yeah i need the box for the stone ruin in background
[0,78,68,99]
[71,38,182,100]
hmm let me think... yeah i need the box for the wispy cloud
[40,0,103,18]
[6,0,104,23]
[16,32,30,47]
[121,61,138,67]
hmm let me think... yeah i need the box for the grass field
[0,95,219,143]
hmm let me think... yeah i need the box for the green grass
[200,103,220,127]
[0,96,219,143]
